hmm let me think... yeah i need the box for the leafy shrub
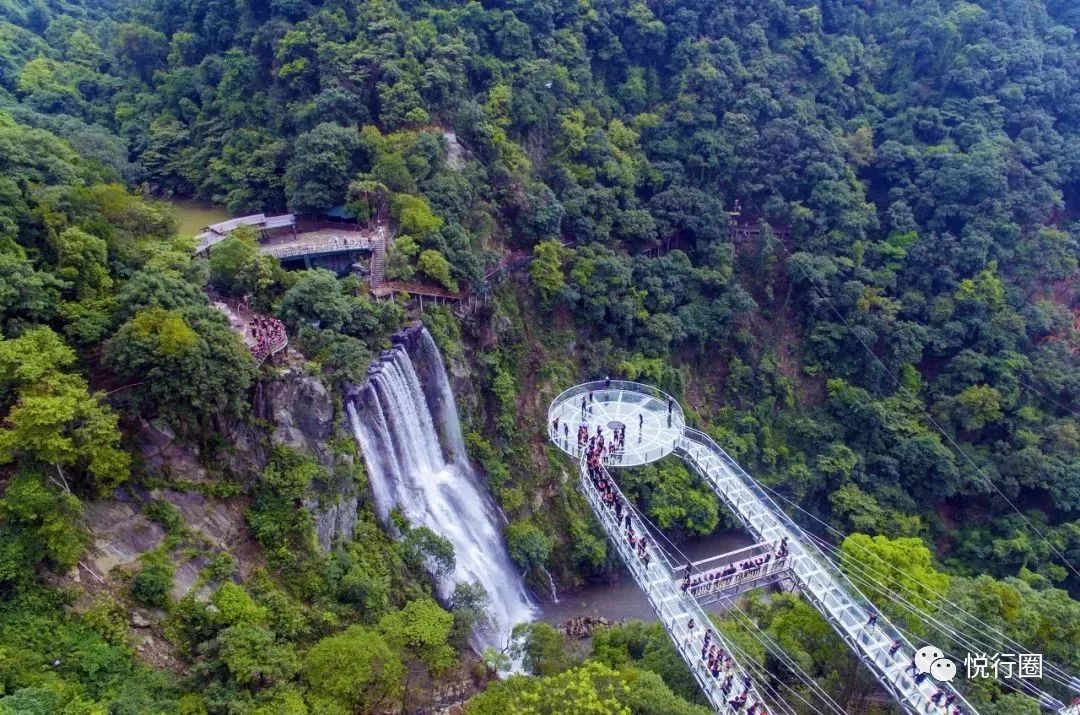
[131,552,174,607]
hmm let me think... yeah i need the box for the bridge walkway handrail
[678,427,977,715]
[686,555,794,602]
[578,452,770,714]
[547,379,687,426]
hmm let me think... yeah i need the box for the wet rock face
[81,500,165,577]
[306,494,359,553]
[264,365,334,460]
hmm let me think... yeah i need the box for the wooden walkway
[371,280,463,301]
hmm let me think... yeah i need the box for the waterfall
[541,566,559,604]
[348,328,536,655]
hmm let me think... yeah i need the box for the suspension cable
[743,473,1079,690]
[580,455,796,714]
[722,449,1076,685]
[801,529,1076,697]
[724,597,849,715]
[832,559,1066,708]
[718,628,806,715]
[804,530,1074,700]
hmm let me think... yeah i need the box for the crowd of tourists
[584,437,652,569]
[681,538,790,597]
[683,621,766,713]
[550,380,969,715]
[249,314,286,362]
[581,423,777,713]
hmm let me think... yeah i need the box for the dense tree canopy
[0,0,1075,712]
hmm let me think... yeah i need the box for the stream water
[166,199,229,239]
[540,530,754,625]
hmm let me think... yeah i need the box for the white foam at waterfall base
[348,329,537,658]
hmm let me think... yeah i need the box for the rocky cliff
[77,348,362,609]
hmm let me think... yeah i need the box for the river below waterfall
[540,530,754,625]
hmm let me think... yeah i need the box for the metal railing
[548,425,680,466]
[259,236,371,259]
[678,427,977,715]
[547,379,686,428]
[548,382,986,714]
[547,381,686,466]
[575,451,770,714]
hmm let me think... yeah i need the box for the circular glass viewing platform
[547,381,685,467]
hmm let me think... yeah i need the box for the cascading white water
[348,328,536,655]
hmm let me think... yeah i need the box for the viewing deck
[549,381,978,715]
[548,381,685,467]
[257,231,372,260]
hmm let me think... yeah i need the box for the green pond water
[168,200,230,238]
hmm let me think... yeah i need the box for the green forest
[0,0,1076,712]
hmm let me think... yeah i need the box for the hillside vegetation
[0,0,1076,713]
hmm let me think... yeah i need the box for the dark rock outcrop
[562,615,615,639]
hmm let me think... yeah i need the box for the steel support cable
[599,460,817,713]
[721,636,799,715]
[809,545,1075,704]
[756,490,1079,693]
[723,598,849,715]
[741,194,1080,582]
[671,582,795,715]
[691,444,1071,708]
[596,461,695,568]
[809,539,1071,706]
[722,647,800,715]
[829,562,1064,710]
[801,528,1076,682]
[1015,378,1080,420]
[795,264,1080,580]
[716,631,806,715]
[798,526,1077,694]
[581,455,787,714]
[725,599,849,715]
[595,470,800,715]
[674,439,978,711]
[738,470,1079,689]
[830,563,1058,709]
